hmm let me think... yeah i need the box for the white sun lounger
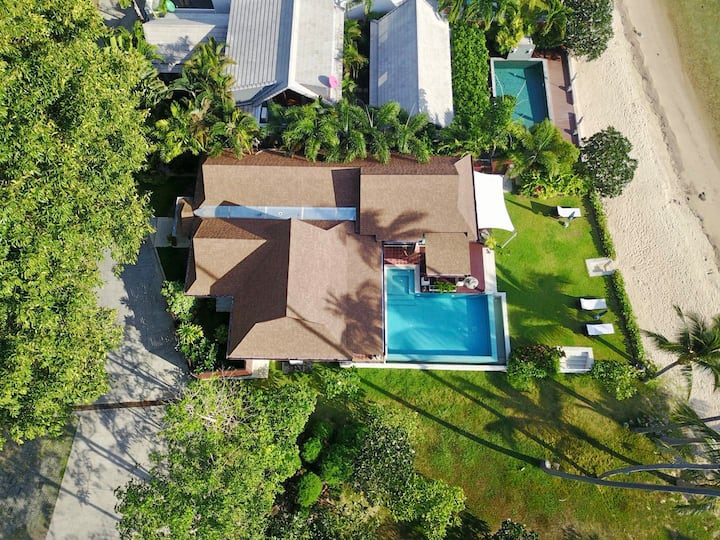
[587,323,614,336]
[580,298,607,310]
[557,206,581,218]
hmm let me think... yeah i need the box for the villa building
[180,151,511,377]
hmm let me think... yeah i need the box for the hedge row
[585,191,651,375]
[449,22,490,126]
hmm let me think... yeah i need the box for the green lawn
[359,370,715,538]
[495,194,628,362]
[357,193,717,538]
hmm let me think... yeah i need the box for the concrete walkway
[47,242,187,538]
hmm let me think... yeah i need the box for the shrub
[161,280,195,322]
[591,359,639,400]
[506,345,562,391]
[564,0,613,61]
[310,419,334,443]
[297,472,323,508]
[315,364,362,401]
[488,518,539,540]
[213,324,229,344]
[320,444,356,486]
[518,170,586,199]
[449,22,490,126]
[301,437,323,464]
[394,474,465,539]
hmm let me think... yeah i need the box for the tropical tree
[330,99,368,162]
[0,0,153,448]
[154,37,259,162]
[115,378,318,539]
[532,0,572,49]
[507,118,579,180]
[644,306,720,396]
[343,19,368,81]
[564,0,613,61]
[578,126,638,198]
[391,111,432,164]
[280,99,341,161]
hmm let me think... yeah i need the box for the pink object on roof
[328,75,339,89]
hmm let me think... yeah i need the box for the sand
[571,0,720,423]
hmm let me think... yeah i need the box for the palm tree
[343,19,367,80]
[507,118,578,179]
[281,99,341,161]
[331,99,368,163]
[645,306,720,396]
[391,111,431,164]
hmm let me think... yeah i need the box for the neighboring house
[143,1,230,73]
[181,151,483,375]
[369,0,454,127]
[227,0,344,119]
[143,0,343,120]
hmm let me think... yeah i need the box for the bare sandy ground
[572,0,720,422]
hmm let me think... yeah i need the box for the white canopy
[473,172,515,232]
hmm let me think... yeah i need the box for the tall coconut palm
[645,306,720,396]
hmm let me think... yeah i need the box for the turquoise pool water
[492,60,549,128]
[385,267,504,364]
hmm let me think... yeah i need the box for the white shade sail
[473,172,515,232]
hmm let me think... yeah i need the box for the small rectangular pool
[385,267,505,364]
[491,58,552,128]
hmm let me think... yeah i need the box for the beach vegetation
[579,126,638,198]
[644,305,720,396]
[564,0,614,61]
[590,359,640,400]
[0,0,154,450]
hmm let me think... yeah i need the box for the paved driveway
[47,242,187,538]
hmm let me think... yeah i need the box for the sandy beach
[572,0,720,421]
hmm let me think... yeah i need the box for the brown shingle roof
[188,218,383,361]
[359,154,477,240]
[424,232,471,276]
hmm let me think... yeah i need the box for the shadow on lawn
[451,373,677,484]
[359,377,539,467]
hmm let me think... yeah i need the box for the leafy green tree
[644,306,720,396]
[564,0,613,61]
[450,22,491,126]
[579,126,638,198]
[115,378,317,539]
[508,119,579,181]
[343,19,368,80]
[0,0,153,449]
[532,0,572,49]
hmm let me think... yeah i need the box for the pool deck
[537,51,578,144]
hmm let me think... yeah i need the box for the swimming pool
[491,59,552,128]
[384,267,505,364]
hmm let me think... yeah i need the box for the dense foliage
[267,99,431,164]
[564,0,614,61]
[154,38,259,162]
[590,359,639,400]
[0,0,154,448]
[508,119,580,185]
[115,379,318,539]
[487,518,539,539]
[449,22,490,126]
[579,126,638,198]
[506,345,562,391]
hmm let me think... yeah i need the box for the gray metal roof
[226,0,343,106]
[369,0,454,126]
[143,12,229,73]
